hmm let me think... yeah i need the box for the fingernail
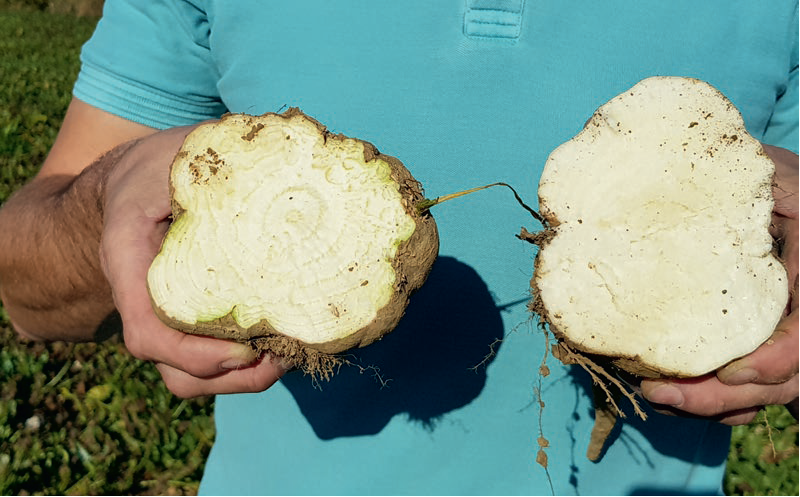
[645,383,684,406]
[220,358,249,370]
[720,367,758,385]
[220,346,257,370]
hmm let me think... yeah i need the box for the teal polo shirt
[75,1,798,494]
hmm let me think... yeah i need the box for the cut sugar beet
[146,108,438,376]
[526,76,788,459]
[532,76,786,378]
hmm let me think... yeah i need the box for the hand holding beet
[144,109,438,378]
[526,77,796,460]
[641,144,799,425]
[100,124,286,398]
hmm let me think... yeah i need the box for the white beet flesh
[535,77,787,377]
[147,110,436,353]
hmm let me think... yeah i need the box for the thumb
[717,306,798,386]
[763,144,798,219]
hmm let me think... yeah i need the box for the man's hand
[100,125,288,398]
[1,98,288,398]
[641,144,799,425]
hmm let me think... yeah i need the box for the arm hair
[0,139,140,341]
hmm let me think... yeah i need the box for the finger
[763,145,798,312]
[648,403,761,426]
[155,353,286,398]
[102,208,258,377]
[770,215,799,299]
[717,307,799,386]
[119,285,260,377]
[641,374,798,419]
[716,408,762,426]
[763,144,798,218]
[126,318,260,377]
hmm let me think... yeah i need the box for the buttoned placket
[464,0,526,39]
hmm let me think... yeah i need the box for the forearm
[0,141,138,341]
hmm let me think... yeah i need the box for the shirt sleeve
[72,0,227,130]
[761,2,799,153]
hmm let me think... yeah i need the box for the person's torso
[116,1,796,494]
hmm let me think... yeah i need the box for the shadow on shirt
[280,255,505,439]
[558,362,731,495]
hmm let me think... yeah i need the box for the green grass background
[0,5,797,496]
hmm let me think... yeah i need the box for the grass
[0,6,797,496]
[0,8,86,203]
[726,406,799,496]
[0,9,214,495]
[0,327,215,495]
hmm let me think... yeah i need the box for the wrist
[0,140,142,341]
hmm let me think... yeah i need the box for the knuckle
[702,397,730,417]
[122,323,153,361]
[157,366,202,399]
[162,378,196,399]
[122,326,149,360]
[166,383,198,399]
